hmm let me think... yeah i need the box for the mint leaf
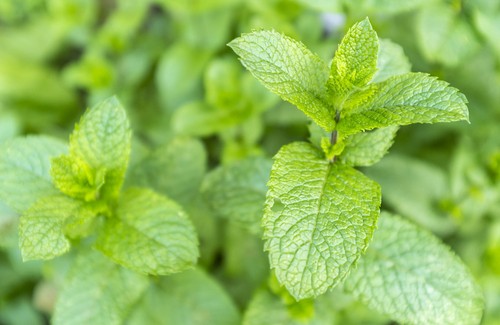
[340,126,398,167]
[201,156,272,233]
[338,73,469,136]
[51,155,105,202]
[0,136,67,213]
[69,96,131,199]
[53,249,148,325]
[417,4,480,66]
[263,142,381,299]
[172,101,243,136]
[228,31,335,131]
[329,17,378,106]
[156,43,212,110]
[19,195,83,261]
[129,137,206,207]
[127,269,241,325]
[345,212,484,325]
[373,39,411,83]
[95,188,198,275]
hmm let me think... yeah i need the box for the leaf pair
[0,97,199,276]
[229,18,468,137]
[229,18,470,301]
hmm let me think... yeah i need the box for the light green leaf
[51,155,105,202]
[228,30,334,131]
[417,4,480,66]
[95,188,198,275]
[0,136,67,213]
[156,43,212,110]
[19,195,84,261]
[263,142,381,299]
[373,39,411,83]
[205,57,243,110]
[126,268,241,325]
[129,137,206,206]
[53,249,148,325]
[69,96,131,199]
[340,126,398,167]
[172,101,243,136]
[338,73,469,136]
[329,17,379,107]
[345,212,484,325]
[201,156,272,233]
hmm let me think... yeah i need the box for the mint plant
[0,11,489,324]
[229,18,483,323]
[0,97,199,273]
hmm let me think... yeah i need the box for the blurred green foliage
[1,0,500,324]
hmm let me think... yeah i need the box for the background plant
[0,0,499,324]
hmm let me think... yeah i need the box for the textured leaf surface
[329,17,378,104]
[129,137,206,206]
[53,249,148,325]
[19,195,82,261]
[51,155,105,201]
[228,31,335,131]
[69,97,131,198]
[202,156,272,233]
[95,188,198,275]
[263,142,381,299]
[0,136,67,213]
[345,212,484,325]
[127,269,241,325]
[340,126,398,167]
[338,73,469,135]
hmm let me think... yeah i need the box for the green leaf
[0,136,67,213]
[338,73,469,136]
[51,155,105,202]
[129,137,206,206]
[339,126,398,167]
[19,195,84,261]
[373,39,411,83]
[201,156,272,233]
[126,269,241,325]
[53,249,148,325]
[345,211,484,325]
[263,142,381,299]
[172,101,243,136]
[156,43,212,110]
[69,96,131,200]
[95,188,199,275]
[329,17,379,107]
[417,4,480,66]
[228,30,335,131]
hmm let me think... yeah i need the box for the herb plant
[0,4,494,324]
[227,17,483,324]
